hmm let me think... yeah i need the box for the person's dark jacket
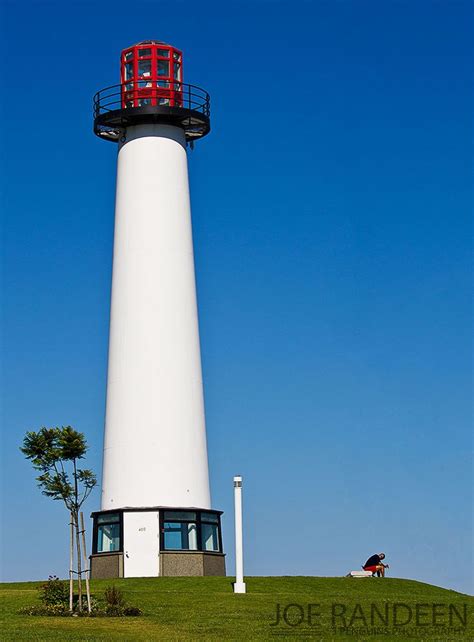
[364,554,381,568]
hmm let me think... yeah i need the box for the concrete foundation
[90,552,124,579]
[90,551,225,579]
[160,552,226,577]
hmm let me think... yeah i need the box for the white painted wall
[123,511,160,578]
[101,123,211,511]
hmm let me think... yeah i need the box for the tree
[20,426,97,612]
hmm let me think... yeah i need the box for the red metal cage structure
[93,40,210,143]
[121,40,183,108]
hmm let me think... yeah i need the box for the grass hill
[1,576,472,640]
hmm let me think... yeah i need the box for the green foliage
[88,596,101,613]
[18,603,142,618]
[123,606,142,616]
[20,426,97,513]
[18,604,70,616]
[18,584,142,618]
[102,585,141,616]
[57,426,88,460]
[36,471,74,503]
[104,585,125,609]
[38,576,69,607]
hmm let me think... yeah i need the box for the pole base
[233,582,246,594]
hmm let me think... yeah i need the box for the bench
[346,570,373,578]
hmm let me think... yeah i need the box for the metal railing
[93,81,210,118]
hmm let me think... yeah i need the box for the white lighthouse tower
[90,41,225,579]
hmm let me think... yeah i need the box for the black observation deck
[93,82,210,143]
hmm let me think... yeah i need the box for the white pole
[233,476,246,594]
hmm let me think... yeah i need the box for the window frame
[92,510,124,554]
[137,58,152,79]
[91,508,222,555]
[201,522,220,552]
[163,518,199,551]
[160,509,223,553]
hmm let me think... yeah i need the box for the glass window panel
[173,62,181,80]
[125,82,133,91]
[157,48,169,57]
[138,60,151,77]
[187,523,198,550]
[138,98,152,106]
[163,511,196,521]
[158,60,170,77]
[201,523,219,551]
[125,62,134,81]
[158,97,170,105]
[97,523,120,552]
[124,51,133,61]
[97,513,120,524]
[173,52,180,61]
[163,521,198,550]
[157,80,169,88]
[138,48,151,57]
[164,523,182,549]
[201,512,219,524]
[138,80,152,88]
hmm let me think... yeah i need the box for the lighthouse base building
[89,41,225,578]
[90,507,225,578]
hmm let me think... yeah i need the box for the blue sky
[1,1,472,594]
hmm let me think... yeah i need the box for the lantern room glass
[138,60,152,78]
[158,60,169,77]
[121,42,183,109]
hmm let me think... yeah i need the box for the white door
[123,511,160,577]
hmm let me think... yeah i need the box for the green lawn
[1,576,472,641]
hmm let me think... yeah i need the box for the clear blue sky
[1,1,472,594]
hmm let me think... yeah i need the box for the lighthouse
[89,41,225,579]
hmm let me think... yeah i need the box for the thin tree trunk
[80,512,91,613]
[69,512,74,612]
[73,511,83,611]
[74,513,82,611]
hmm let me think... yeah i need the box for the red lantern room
[121,41,183,108]
[94,40,210,143]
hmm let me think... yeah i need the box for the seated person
[363,552,389,577]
